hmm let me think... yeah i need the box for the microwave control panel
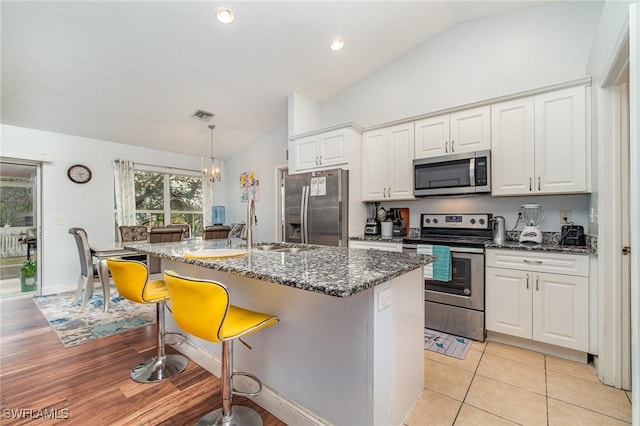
[475,158,488,186]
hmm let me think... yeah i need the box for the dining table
[90,244,140,311]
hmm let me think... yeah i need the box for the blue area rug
[33,285,155,348]
[424,328,472,359]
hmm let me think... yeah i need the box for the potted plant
[20,260,37,292]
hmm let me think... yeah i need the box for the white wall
[1,124,202,295]
[317,1,603,129]
[221,126,288,243]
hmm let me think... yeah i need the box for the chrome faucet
[246,196,257,249]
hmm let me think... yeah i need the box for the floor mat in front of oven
[424,328,472,359]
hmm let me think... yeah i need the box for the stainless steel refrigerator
[283,168,348,246]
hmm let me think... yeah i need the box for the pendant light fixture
[201,123,221,182]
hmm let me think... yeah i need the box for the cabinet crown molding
[289,122,363,141]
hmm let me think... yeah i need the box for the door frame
[0,158,43,296]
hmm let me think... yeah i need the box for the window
[134,169,203,236]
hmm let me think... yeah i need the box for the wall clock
[67,164,92,184]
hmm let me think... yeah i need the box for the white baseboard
[169,335,332,426]
[486,331,589,363]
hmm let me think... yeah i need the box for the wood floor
[0,296,287,425]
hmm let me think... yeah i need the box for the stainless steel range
[403,213,493,341]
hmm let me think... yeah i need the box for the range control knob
[479,218,485,225]
[425,218,431,224]
[470,219,476,225]
[433,219,438,224]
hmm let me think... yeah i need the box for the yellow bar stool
[163,270,279,426]
[106,258,189,383]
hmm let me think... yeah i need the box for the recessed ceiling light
[216,7,234,24]
[330,39,344,51]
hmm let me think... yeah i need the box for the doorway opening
[0,161,39,298]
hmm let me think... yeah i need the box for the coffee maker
[364,202,381,235]
[388,208,407,237]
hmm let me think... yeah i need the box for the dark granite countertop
[486,239,596,255]
[349,236,405,243]
[124,240,434,298]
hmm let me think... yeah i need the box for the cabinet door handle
[387,187,391,198]
[529,177,532,191]
[451,140,455,152]
[535,275,539,291]
[315,156,319,165]
[445,141,448,154]
[537,176,541,191]
[523,259,543,264]
[319,155,323,165]
[526,274,529,289]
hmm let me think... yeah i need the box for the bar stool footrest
[231,371,263,397]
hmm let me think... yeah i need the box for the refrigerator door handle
[303,185,310,244]
[300,185,307,244]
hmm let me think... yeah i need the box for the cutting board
[185,249,249,259]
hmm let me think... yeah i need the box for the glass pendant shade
[202,124,221,182]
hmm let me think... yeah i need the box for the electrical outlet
[559,210,571,224]
[378,288,392,311]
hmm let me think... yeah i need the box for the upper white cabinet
[491,86,587,196]
[289,125,362,174]
[414,106,490,159]
[362,123,415,201]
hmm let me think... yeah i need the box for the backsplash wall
[380,193,591,234]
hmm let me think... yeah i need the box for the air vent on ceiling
[190,110,215,122]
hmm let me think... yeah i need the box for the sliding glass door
[0,161,39,297]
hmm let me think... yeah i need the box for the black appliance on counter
[560,224,586,246]
[388,208,407,237]
[403,213,493,342]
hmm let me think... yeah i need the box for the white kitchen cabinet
[292,128,350,172]
[414,106,490,159]
[485,249,589,351]
[289,124,364,174]
[349,240,403,252]
[491,86,587,196]
[362,123,415,201]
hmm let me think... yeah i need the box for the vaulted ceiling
[2,1,542,159]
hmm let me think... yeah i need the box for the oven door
[426,248,484,310]
[403,244,484,310]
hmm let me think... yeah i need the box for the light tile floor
[406,341,633,425]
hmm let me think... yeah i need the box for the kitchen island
[124,240,434,426]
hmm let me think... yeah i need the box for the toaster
[560,225,586,246]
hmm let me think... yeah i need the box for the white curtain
[112,159,136,227]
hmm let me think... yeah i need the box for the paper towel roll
[381,221,393,238]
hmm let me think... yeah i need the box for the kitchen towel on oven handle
[417,244,452,282]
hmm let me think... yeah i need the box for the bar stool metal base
[130,354,189,383]
[196,406,262,426]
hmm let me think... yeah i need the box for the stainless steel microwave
[413,150,491,197]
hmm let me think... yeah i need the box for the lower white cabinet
[349,240,403,252]
[485,249,589,352]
